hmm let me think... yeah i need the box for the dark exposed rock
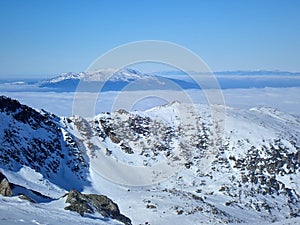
[109,132,121,144]
[64,190,132,225]
[0,171,53,203]
[98,110,177,158]
[0,96,89,189]
[0,172,12,196]
[223,140,300,216]
[146,204,157,209]
[18,194,35,203]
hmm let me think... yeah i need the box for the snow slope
[0,196,123,225]
[0,96,299,225]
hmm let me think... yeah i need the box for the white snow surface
[0,87,300,225]
[40,68,149,83]
[0,196,123,225]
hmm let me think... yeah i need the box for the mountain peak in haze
[42,68,147,84]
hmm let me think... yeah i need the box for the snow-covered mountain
[0,95,299,224]
[2,69,299,93]
[38,68,198,92]
[0,96,90,193]
[41,68,146,84]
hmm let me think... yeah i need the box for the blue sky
[0,0,300,78]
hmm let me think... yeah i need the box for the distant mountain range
[38,68,199,92]
[36,68,300,90]
[152,70,300,76]
[215,70,300,76]
[0,69,300,92]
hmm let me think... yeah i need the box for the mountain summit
[38,68,198,92]
[38,68,153,91]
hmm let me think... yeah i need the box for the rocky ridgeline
[97,109,178,161]
[0,96,89,188]
[0,96,300,223]
[73,104,299,221]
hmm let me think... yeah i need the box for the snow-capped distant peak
[41,68,150,84]
[43,72,85,84]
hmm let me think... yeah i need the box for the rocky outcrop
[0,171,12,196]
[18,194,35,203]
[0,96,89,190]
[64,189,131,225]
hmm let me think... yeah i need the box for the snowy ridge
[37,68,198,92]
[0,96,90,193]
[45,72,85,83]
[0,96,300,224]
[40,68,149,84]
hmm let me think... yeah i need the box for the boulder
[0,171,12,196]
[64,189,131,225]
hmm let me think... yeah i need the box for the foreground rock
[64,189,132,225]
[0,171,12,196]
